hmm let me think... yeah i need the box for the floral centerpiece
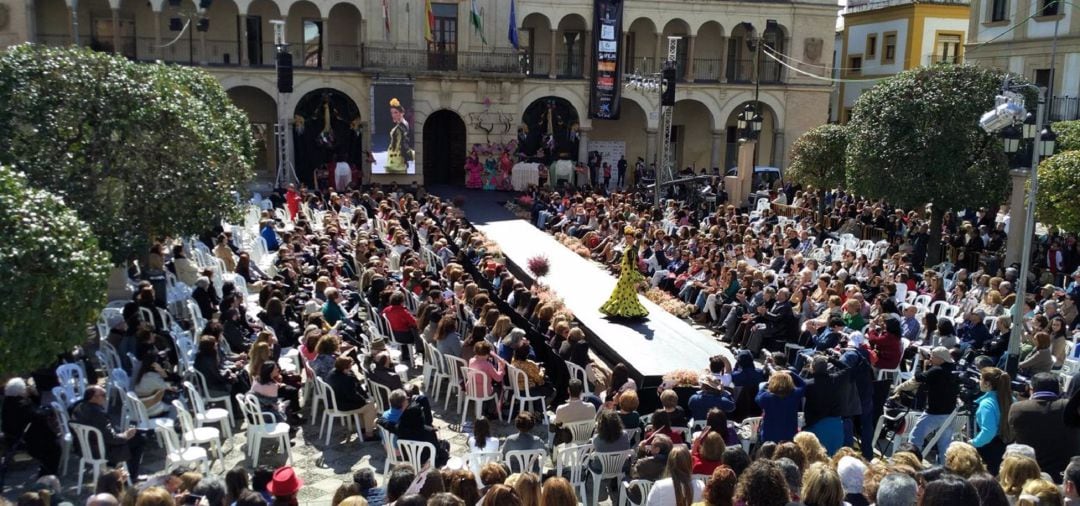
[661,369,702,389]
[527,254,551,279]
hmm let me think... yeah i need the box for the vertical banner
[588,0,623,120]
[371,82,416,175]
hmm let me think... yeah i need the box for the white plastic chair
[156,426,209,473]
[235,394,292,465]
[397,439,437,471]
[738,416,763,452]
[172,400,223,469]
[68,423,114,491]
[504,448,546,475]
[506,366,548,424]
[189,369,236,426]
[461,368,498,428]
[590,450,633,506]
[367,379,393,414]
[379,426,402,476]
[315,377,364,445]
[565,361,590,391]
[183,381,233,442]
[554,443,592,501]
[444,355,468,411]
[622,479,654,506]
[56,363,86,406]
[425,342,452,405]
[49,401,73,476]
[122,392,171,447]
[563,420,597,446]
[913,294,932,311]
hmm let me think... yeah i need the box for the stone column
[719,36,728,83]
[582,30,591,79]
[549,28,558,78]
[1005,168,1030,265]
[710,130,723,171]
[321,17,330,69]
[238,14,248,66]
[685,35,696,82]
[111,8,121,53]
[725,140,757,208]
[646,128,659,165]
[654,32,663,72]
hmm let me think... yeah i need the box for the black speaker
[661,64,677,106]
[277,51,293,93]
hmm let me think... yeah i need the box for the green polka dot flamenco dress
[600,246,649,319]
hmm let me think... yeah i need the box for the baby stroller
[872,396,920,458]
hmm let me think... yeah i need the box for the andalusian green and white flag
[471,0,487,44]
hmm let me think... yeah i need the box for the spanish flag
[424,0,434,42]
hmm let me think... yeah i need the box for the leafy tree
[1035,150,1080,231]
[0,44,255,263]
[1052,120,1080,152]
[788,123,848,214]
[0,165,110,373]
[846,64,1016,264]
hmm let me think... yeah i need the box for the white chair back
[397,439,437,471]
[56,363,86,404]
[623,479,654,506]
[564,420,597,446]
[504,448,546,474]
[554,443,592,499]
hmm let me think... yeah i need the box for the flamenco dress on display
[600,247,649,319]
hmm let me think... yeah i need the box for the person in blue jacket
[971,366,1013,474]
[755,368,806,443]
[689,376,736,422]
[259,220,280,251]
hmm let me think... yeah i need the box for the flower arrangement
[527,254,551,278]
[645,288,695,318]
[517,194,534,207]
[533,284,574,320]
[662,369,702,389]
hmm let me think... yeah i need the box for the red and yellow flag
[424,0,435,42]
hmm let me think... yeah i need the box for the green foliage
[1036,150,1080,231]
[788,124,849,191]
[0,44,255,263]
[1052,120,1080,152]
[0,165,110,373]
[846,64,1013,212]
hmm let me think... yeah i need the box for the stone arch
[285,0,322,68]
[618,90,658,130]
[720,99,782,168]
[556,13,589,32]
[521,12,552,75]
[517,96,581,164]
[625,17,658,73]
[291,88,363,187]
[326,2,362,68]
[422,110,468,186]
[227,86,278,180]
[672,98,716,171]
[244,0,281,65]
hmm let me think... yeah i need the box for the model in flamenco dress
[599,228,650,320]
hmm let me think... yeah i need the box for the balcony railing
[692,58,723,82]
[554,53,585,79]
[929,53,963,64]
[523,52,551,77]
[726,58,782,84]
[1051,96,1080,121]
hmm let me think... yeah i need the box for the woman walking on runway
[600,227,650,320]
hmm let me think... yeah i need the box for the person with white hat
[893,346,960,464]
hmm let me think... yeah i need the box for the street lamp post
[984,84,1058,374]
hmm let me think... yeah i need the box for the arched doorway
[293,89,362,188]
[227,86,277,182]
[422,110,467,185]
[723,101,778,169]
[517,97,580,165]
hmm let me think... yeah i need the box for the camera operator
[892,346,960,463]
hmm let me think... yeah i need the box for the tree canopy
[788,124,849,191]
[0,165,110,372]
[846,64,1016,262]
[0,44,255,263]
[1052,120,1080,152]
[1036,150,1080,231]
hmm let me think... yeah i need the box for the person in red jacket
[867,314,904,371]
[382,291,418,367]
[285,184,301,220]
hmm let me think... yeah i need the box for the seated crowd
[3,181,1080,506]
